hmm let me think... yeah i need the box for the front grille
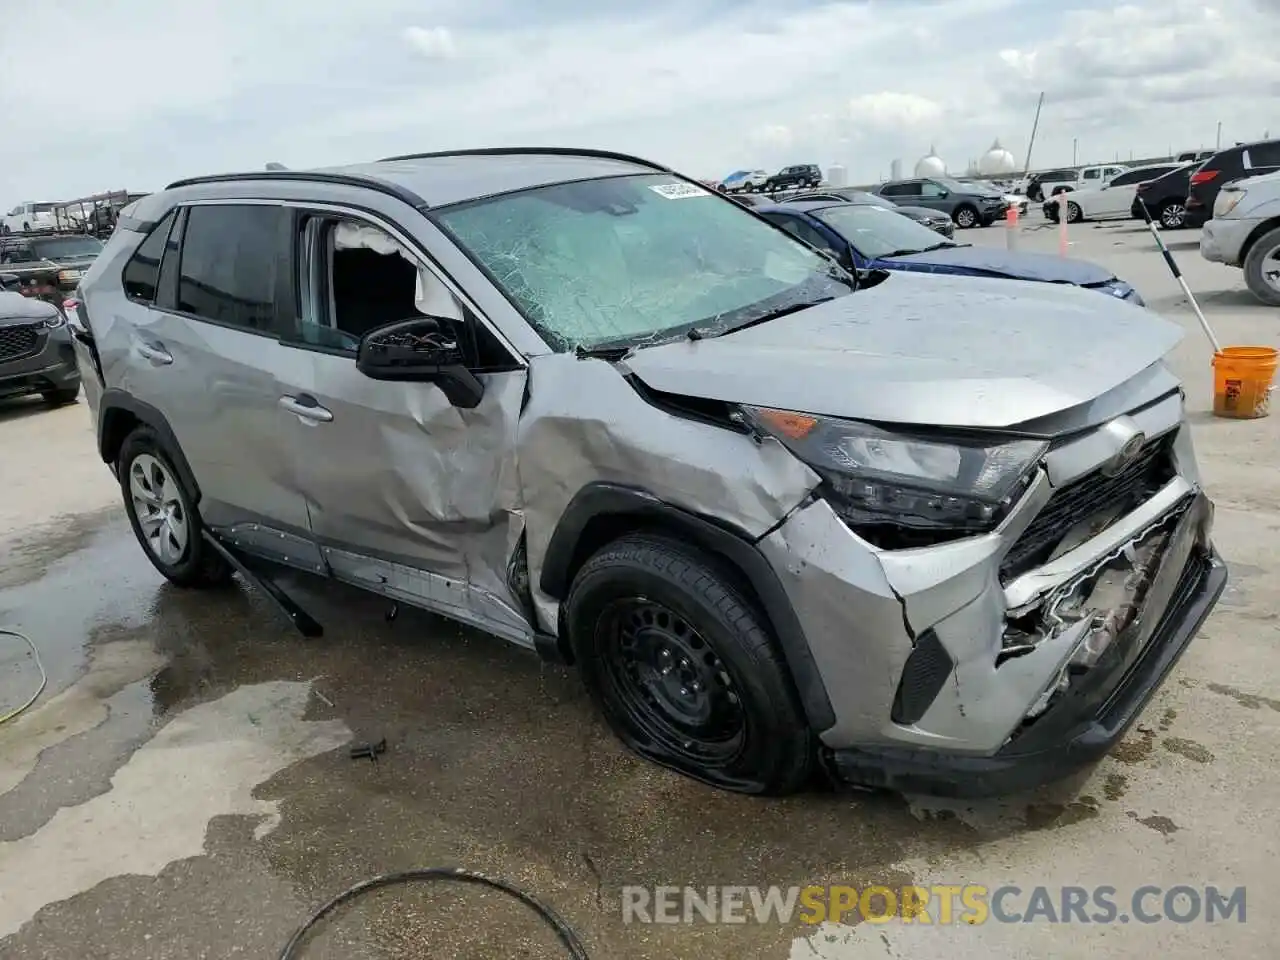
[0,323,41,362]
[1000,433,1177,581]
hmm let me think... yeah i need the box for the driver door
[277,209,534,644]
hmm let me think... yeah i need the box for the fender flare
[98,389,202,504]
[540,482,836,733]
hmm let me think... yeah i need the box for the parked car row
[61,147,1222,802]
[719,164,825,194]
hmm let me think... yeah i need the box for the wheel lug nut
[679,658,690,668]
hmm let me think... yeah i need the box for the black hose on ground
[278,867,592,959]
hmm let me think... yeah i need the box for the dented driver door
[277,211,535,647]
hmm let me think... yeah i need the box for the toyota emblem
[1102,432,1146,476]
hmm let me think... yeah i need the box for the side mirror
[0,273,18,291]
[355,317,485,409]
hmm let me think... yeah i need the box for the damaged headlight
[740,406,1047,538]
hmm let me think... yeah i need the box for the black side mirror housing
[355,317,485,409]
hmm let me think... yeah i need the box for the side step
[202,530,324,638]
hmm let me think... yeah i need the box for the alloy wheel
[129,453,190,565]
[956,208,976,228]
[597,597,746,767]
[1161,203,1186,228]
[1259,241,1280,295]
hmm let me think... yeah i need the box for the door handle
[136,341,173,365]
[279,394,333,423]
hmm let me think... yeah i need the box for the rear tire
[117,425,233,588]
[566,534,814,795]
[1243,227,1280,306]
[1158,200,1187,229]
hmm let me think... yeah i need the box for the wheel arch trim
[539,481,836,732]
[98,389,202,505]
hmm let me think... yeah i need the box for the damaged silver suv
[70,148,1227,797]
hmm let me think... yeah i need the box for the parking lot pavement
[1,220,1277,960]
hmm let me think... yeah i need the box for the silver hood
[0,291,58,324]
[623,272,1183,430]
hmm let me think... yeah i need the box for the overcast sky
[2,0,1278,202]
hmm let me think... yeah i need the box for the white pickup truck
[1038,164,1130,198]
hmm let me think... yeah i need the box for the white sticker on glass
[649,182,711,199]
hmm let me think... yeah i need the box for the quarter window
[1246,142,1280,167]
[122,210,178,302]
[176,204,285,330]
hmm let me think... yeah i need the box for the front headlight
[43,312,65,329]
[740,406,1047,539]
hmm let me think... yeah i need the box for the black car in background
[765,163,822,192]
[1185,139,1280,227]
[784,188,955,237]
[1132,165,1196,228]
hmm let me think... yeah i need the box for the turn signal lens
[753,408,819,439]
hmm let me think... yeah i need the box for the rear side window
[122,210,178,301]
[1207,148,1244,172]
[176,204,286,331]
[1247,142,1280,167]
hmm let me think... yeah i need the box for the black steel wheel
[566,534,813,795]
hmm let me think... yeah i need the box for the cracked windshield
[2,1,1277,959]
[438,174,848,350]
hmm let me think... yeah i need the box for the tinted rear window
[176,204,285,331]
[1248,141,1280,166]
[123,210,178,301]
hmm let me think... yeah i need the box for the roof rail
[162,170,427,209]
[376,146,672,172]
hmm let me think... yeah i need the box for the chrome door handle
[136,342,172,365]
[279,394,333,423]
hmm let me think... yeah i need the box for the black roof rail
[162,170,427,209]
[376,146,672,172]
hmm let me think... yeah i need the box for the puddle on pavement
[2,515,1167,958]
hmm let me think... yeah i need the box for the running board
[202,530,324,638]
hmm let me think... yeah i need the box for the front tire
[1159,200,1187,229]
[42,385,80,406]
[953,205,978,228]
[1065,200,1083,223]
[566,534,814,795]
[118,425,233,588]
[1243,227,1280,306]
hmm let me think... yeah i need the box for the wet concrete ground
[1,220,1278,959]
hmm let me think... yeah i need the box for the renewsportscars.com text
[620,884,1247,925]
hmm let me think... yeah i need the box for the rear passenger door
[123,201,314,539]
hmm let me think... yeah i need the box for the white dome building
[914,146,946,178]
[977,139,1018,176]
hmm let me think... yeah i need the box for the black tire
[42,385,80,406]
[1158,200,1187,229]
[1243,226,1280,307]
[117,425,233,588]
[566,534,814,795]
[953,204,979,228]
[1065,200,1083,223]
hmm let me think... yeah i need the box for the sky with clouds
[2,0,1278,202]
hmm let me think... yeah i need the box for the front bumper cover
[827,495,1225,797]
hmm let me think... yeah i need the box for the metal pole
[1216,122,1222,149]
[1072,138,1078,166]
[1021,92,1045,182]
[1136,199,1222,353]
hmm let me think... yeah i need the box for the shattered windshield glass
[435,173,850,351]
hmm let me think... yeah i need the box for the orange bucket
[1212,346,1277,419]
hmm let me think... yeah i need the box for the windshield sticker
[649,182,711,200]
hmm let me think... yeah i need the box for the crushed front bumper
[758,395,1226,796]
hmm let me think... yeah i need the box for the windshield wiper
[916,242,963,252]
[692,296,835,339]
[574,342,634,361]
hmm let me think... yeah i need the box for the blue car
[755,200,1144,305]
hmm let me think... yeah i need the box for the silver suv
[70,148,1227,797]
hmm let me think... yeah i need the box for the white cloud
[0,0,1277,199]
[403,25,457,59]
[848,92,944,128]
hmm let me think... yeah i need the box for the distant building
[977,139,1018,176]
[827,164,847,187]
[914,146,946,178]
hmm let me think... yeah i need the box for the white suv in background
[1200,169,1280,305]
[1038,164,1130,199]
[1051,163,1186,223]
